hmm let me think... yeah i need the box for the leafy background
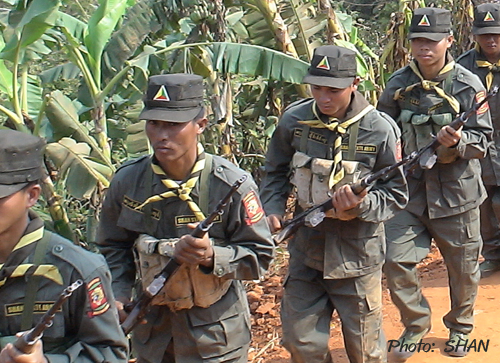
[0,0,484,245]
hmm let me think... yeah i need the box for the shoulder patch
[476,90,489,115]
[395,139,403,162]
[87,277,110,317]
[242,191,265,225]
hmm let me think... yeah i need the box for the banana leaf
[46,137,112,199]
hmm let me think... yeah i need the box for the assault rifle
[121,175,248,335]
[273,154,416,244]
[404,85,498,174]
[274,86,499,244]
[13,279,83,354]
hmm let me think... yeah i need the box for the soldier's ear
[25,183,41,208]
[196,117,208,134]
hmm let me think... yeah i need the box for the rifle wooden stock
[13,280,83,354]
[121,175,248,335]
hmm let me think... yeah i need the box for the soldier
[0,130,128,363]
[457,3,500,278]
[377,7,493,361]
[260,45,408,363]
[97,73,274,363]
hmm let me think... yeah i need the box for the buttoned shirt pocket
[439,163,477,208]
[338,221,385,271]
[117,197,157,234]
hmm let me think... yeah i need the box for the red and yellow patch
[87,277,110,317]
[475,91,489,115]
[242,191,264,225]
[395,139,402,162]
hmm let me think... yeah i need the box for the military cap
[473,3,500,35]
[139,73,204,123]
[409,8,452,41]
[0,129,45,198]
[302,45,357,89]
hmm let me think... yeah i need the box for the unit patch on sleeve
[395,139,402,162]
[87,277,110,317]
[242,191,265,225]
[475,91,489,115]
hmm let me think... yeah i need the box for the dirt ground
[248,243,500,363]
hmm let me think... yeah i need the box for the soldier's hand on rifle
[332,184,368,221]
[437,125,462,148]
[0,339,46,363]
[176,223,214,267]
[266,214,283,234]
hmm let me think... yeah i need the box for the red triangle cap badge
[153,85,170,101]
[418,14,431,27]
[317,56,330,70]
[484,11,495,22]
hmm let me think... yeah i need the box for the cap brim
[302,75,354,89]
[473,26,500,35]
[0,183,28,198]
[408,32,449,41]
[139,106,202,123]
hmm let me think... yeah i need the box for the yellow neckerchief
[0,227,63,288]
[299,100,373,187]
[475,44,500,91]
[394,59,460,114]
[135,143,206,221]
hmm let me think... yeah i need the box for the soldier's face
[310,83,356,119]
[145,118,207,164]
[410,35,453,68]
[0,184,40,251]
[475,33,500,61]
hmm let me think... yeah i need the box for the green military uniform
[378,53,493,336]
[0,129,128,363]
[457,3,500,268]
[0,213,129,362]
[260,47,407,362]
[98,153,274,363]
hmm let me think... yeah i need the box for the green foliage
[0,0,479,243]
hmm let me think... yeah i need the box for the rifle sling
[21,231,52,331]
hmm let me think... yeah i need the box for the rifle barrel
[13,280,83,354]
[121,174,248,334]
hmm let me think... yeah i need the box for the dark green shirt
[0,211,128,363]
[378,62,493,218]
[260,91,408,278]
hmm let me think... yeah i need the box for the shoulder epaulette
[454,63,485,92]
[282,97,313,114]
[49,237,107,280]
[211,155,254,195]
[116,155,149,173]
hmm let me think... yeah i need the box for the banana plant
[53,0,134,165]
[0,0,77,239]
[379,0,425,87]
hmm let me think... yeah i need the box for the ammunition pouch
[134,234,231,311]
[290,151,361,214]
[399,110,459,164]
